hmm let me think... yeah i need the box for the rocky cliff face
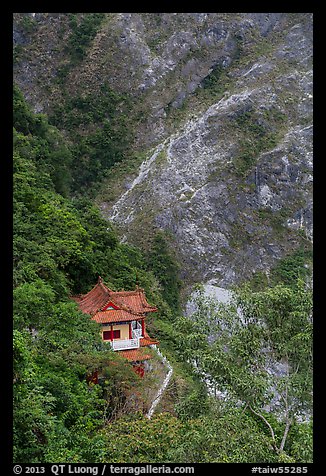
[13,13,313,286]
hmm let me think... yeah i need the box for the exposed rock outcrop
[13,13,313,286]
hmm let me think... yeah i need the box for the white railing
[132,328,142,339]
[111,338,139,351]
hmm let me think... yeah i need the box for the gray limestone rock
[13,12,313,286]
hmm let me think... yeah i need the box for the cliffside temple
[71,276,159,376]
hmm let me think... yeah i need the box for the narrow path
[146,348,173,419]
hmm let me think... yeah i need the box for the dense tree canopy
[173,281,313,460]
[13,84,188,462]
[13,84,312,463]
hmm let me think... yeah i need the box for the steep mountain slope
[12,13,314,464]
[13,12,313,286]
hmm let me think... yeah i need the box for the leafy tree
[13,85,43,136]
[13,66,312,464]
[93,403,278,463]
[13,330,58,462]
[287,421,313,463]
[175,280,312,459]
[270,246,313,287]
[14,94,72,196]
[13,83,159,462]
[99,412,186,462]
[170,401,278,463]
[66,14,105,63]
[13,280,55,330]
[147,232,182,313]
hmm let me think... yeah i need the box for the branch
[248,404,277,451]
[241,402,249,414]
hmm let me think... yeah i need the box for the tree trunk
[279,418,292,453]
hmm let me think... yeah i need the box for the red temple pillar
[110,325,113,341]
[129,323,132,339]
[141,319,145,337]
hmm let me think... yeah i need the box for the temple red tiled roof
[111,290,157,314]
[71,276,157,316]
[71,278,112,315]
[91,309,144,324]
[71,277,159,362]
[140,336,159,347]
[118,348,153,362]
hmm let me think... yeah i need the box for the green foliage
[45,17,133,193]
[49,83,132,193]
[238,281,313,415]
[13,44,24,64]
[201,64,224,89]
[53,14,105,83]
[51,84,125,129]
[170,403,277,463]
[230,108,283,177]
[19,15,37,34]
[196,65,231,103]
[13,85,44,137]
[175,282,312,460]
[99,412,186,462]
[71,122,127,192]
[13,86,190,463]
[147,232,182,314]
[174,387,210,421]
[13,55,312,463]
[13,280,55,329]
[13,382,58,462]
[233,33,244,62]
[15,77,132,195]
[270,246,313,287]
[286,421,313,463]
[13,329,35,384]
[13,88,73,196]
[13,330,57,462]
[248,270,270,291]
[94,403,277,463]
[66,14,105,63]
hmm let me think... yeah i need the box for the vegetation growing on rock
[12,12,313,464]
